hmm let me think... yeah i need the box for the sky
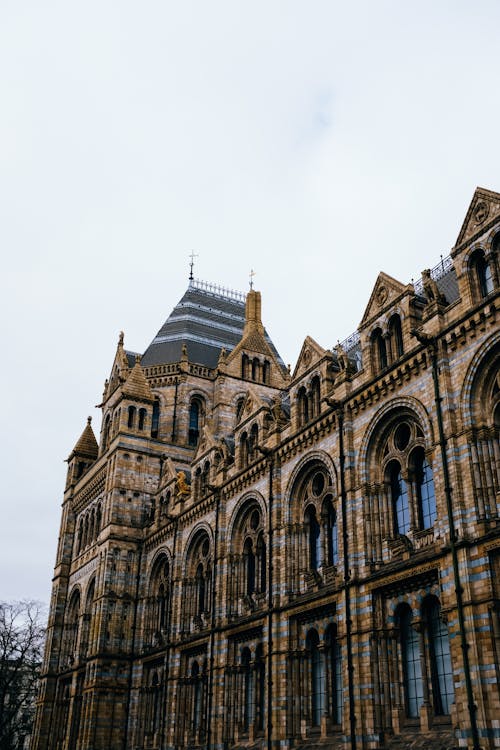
[1,1,500,604]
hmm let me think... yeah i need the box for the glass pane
[400,608,424,717]
[428,601,454,715]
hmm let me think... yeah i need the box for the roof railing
[190,278,246,302]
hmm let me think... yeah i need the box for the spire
[243,289,265,337]
[68,416,98,461]
[122,355,154,401]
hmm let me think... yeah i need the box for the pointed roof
[360,272,409,327]
[141,279,285,369]
[69,417,98,461]
[122,355,154,401]
[455,186,500,248]
[292,336,328,380]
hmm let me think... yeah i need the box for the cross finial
[249,269,256,290]
[189,250,199,281]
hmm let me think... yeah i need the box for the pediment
[292,336,327,380]
[192,422,219,462]
[360,272,407,328]
[159,456,178,490]
[455,187,500,248]
[238,386,269,424]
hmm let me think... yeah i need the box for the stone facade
[32,187,500,750]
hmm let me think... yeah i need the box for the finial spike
[189,250,199,281]
[249,269,256,290]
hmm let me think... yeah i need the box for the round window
[312,472,325,496]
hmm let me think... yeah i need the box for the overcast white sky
[1,1,499,603]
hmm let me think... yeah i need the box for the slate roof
[141,281,285,369]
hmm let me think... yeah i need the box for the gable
[292,336,327,380]
[455,186,500,248]
[360,272,407,328]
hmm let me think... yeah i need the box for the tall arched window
[188,399,201,446]
[144,555,170,648]
[241,647,254,731]
[325,625,342,724]
[255,644,265,731]
[389,314,404,359]
[127,405,136,429]
[305,505,321,570]
[240,432,249,469]
[249,423,259,463]
[196,563,206,616]
[477,253,494,297]
[63,590,81,666]
[311,376,321,419]
[138,407,147,430]
[151,398,160,438]
[424,597,454,715]
[306,629,325,726]
[102,414,111,451]
[325,498,339,566]
[244,538,256,596]
[372,328,387,373]
[389,461,410,536]
[298,386,309,426]
[192,661,202,733]
[412,447,437,529]
[397,604,423,718]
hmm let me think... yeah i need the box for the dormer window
[138,408,147,431]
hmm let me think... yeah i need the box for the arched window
[389,461,410,536]
[305,505,321,570]
[244,538,256,596]
[127,405,136,429]
[192,661,202,733]
[306,629,325,726]
[263,360,270,384]
[372,328,387,373]
[144,555,170,648]
[138,407,147,431]
[102,414,111,451]
[80,579,95,658]
[235,397,245,423]
[255,644,265,731]
[77,519,83,554]
[249,423,259,463]
[325,625,342,724]
[298,386,309,427]
[424,597,454,715]
[188,399,201,446]
[241,647,254,731]
[476,253,494,298]
[242,354,249,379]
[389,314,404,359]
[257,533,267,593]
[63,590,81,667]
[252,357,261,381]
[397,604,423,718]
[196,563,206,616]
[240,432,249,468]
[151,398,160,438]
[325,498,339,567]
[151,672,160,735]
[412,447,437,529]
[311,376,321,419]
[201,461,210,497]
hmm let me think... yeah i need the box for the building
[32,187,500,750]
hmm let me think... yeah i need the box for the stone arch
[285,450,338,524]
[459,331,500,430]
[358,396,435,484]
[227,491,267,547]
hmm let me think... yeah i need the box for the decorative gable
[454,186,500,248]
[360,272,408,328]
[292,336,327,380]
